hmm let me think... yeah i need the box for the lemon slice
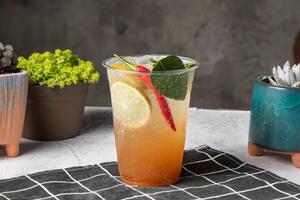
[111,81,151,128]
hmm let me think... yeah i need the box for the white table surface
[1,107,299,185]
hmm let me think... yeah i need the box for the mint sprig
[151,55,189,100]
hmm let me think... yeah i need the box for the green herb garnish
[151,55,189,100]
[184,61,196,68]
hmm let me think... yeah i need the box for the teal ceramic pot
[249,76,300,152]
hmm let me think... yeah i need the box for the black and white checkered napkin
[1,146,300,200]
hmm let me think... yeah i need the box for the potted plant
[17,49,100,141]
[249,61,300,167]
[0,42,28,156]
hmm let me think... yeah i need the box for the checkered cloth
[1,146,300,200]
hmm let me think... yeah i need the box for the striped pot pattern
[0,71,28,157]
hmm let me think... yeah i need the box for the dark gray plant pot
[22,83,88,141]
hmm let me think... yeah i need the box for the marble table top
[1,107,299,185]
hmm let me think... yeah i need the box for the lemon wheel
[111,81,151,128]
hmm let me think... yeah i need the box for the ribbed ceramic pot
[0,71,28,157]
[249,76,300,167]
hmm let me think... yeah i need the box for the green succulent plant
[17,49,100,88]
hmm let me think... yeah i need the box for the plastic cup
[103,55,198,186]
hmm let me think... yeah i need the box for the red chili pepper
[136,66,176,131]
[113,54,176,131]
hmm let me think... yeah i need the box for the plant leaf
[268,77,278,86]
[283,61,290,73]
[292,81,300,87]
[152,55,185,71]
[273,67,285,86]
[184,61,196,68]
[294,64,300,81]
[151,55,188,100]
[289,69,296,85]
[276,66,288,86]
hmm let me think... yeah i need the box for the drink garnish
[113,54,176,131]
[112,64,129,70]
[111,81,151,128]
[151,55,189,100]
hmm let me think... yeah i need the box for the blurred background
[1,0,300,109]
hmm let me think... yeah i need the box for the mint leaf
[151,73,188,100]
[184,61,196,68]
[151,55,188,100]
[152,55,185,71]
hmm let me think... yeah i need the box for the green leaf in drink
[152,55,184,71]
[151,55,189,100]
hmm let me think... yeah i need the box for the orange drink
[103,55,198,186]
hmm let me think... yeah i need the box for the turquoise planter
[249,76,300,152]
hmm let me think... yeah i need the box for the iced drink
[103,55,198,186]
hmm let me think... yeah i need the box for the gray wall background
[1,0,300,109]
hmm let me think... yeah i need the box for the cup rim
[256,75,300,91]
[102,54,199,75]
